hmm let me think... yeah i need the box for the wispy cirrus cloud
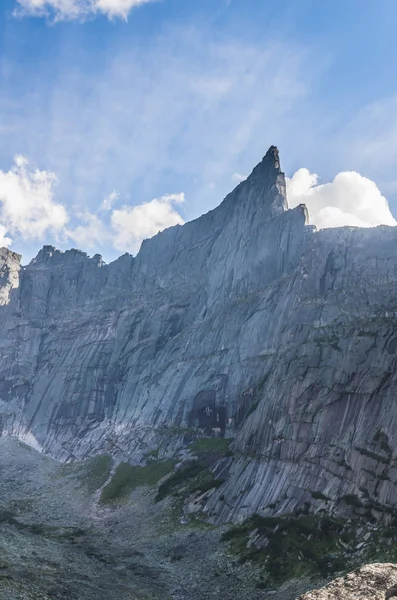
[14,0,155,20]
[339,94,397,193]
[0,29,310,230]
[101,190,119,211]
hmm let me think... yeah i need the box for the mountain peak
[263,144,281,169]
[234,144,287,217]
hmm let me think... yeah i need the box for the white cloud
[231,172,246,183]
[67,211,110,248]
[0,225,12,248]
[0,153,186,256]
[15,0,154,20]
[95,0,154,19]
[0,155,69,245]
[0,29,311,226]
[111,192,185,252]
[101,190,119,211]
[287,168,397,229]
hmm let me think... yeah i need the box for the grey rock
[2,145,397,523]
[297,563,397,599]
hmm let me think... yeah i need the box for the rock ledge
[298,564,397,600]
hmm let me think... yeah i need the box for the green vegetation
[219,492,397,588]
[189,476,225,495]
[83,455,113,492]
[55,454,113,493]
[0,509,87,540]
[190,437,232,457]
[100,459,176,504]
[155,460,224,502]
[221,512,351,585]
[155,461,205,502]
[145,449,159,460]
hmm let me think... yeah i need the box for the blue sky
[1,0,397,262]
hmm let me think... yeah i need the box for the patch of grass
[155,461,205,502]
[189,476,225,495]
[83,455,113,492]
[0,509,87,540]
[100,459,176,504]
[155,459,225,502]
[221,512,351,585]
[145,449,159,460]
[190,437,232,457]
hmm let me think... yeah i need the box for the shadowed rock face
[2,147,397,523]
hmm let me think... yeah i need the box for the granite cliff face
[2,146,397,525]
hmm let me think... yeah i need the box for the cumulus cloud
[0,156,69,247]
[0,225,12,248]
[287,168,397,229]
[0,153,186,256]
[67,211,110,248]
[15,0,154,20]
[111,193,185,252]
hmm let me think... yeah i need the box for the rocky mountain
[2,146,397,519]
[3,146,397,597]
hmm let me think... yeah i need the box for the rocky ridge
[1,146,397,530]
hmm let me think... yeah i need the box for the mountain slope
[1,146,397,528]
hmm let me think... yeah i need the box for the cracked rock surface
[2,146,397,524]
[297,564,397,599]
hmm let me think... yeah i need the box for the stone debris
[297,564,397,600]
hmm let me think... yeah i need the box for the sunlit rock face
[2,146,397,522]
[0,248,20,306]
[297,564,397,600]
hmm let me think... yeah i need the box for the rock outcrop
[297,564,397,599]
[2,146,397,524]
